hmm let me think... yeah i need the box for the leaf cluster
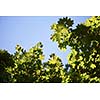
[51,16,100,82]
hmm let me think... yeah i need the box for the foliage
[7,42,46,82]
[51,16,100,82]
[0,42,67,83]
[0,50,14,82]
[42,53,67,83]
[0,16,100,83]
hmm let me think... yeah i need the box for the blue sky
[0,16,90,65]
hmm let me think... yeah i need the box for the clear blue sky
[0,16,90,65]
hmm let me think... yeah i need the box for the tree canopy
[51,16,100,82]
[0,16,100,83]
